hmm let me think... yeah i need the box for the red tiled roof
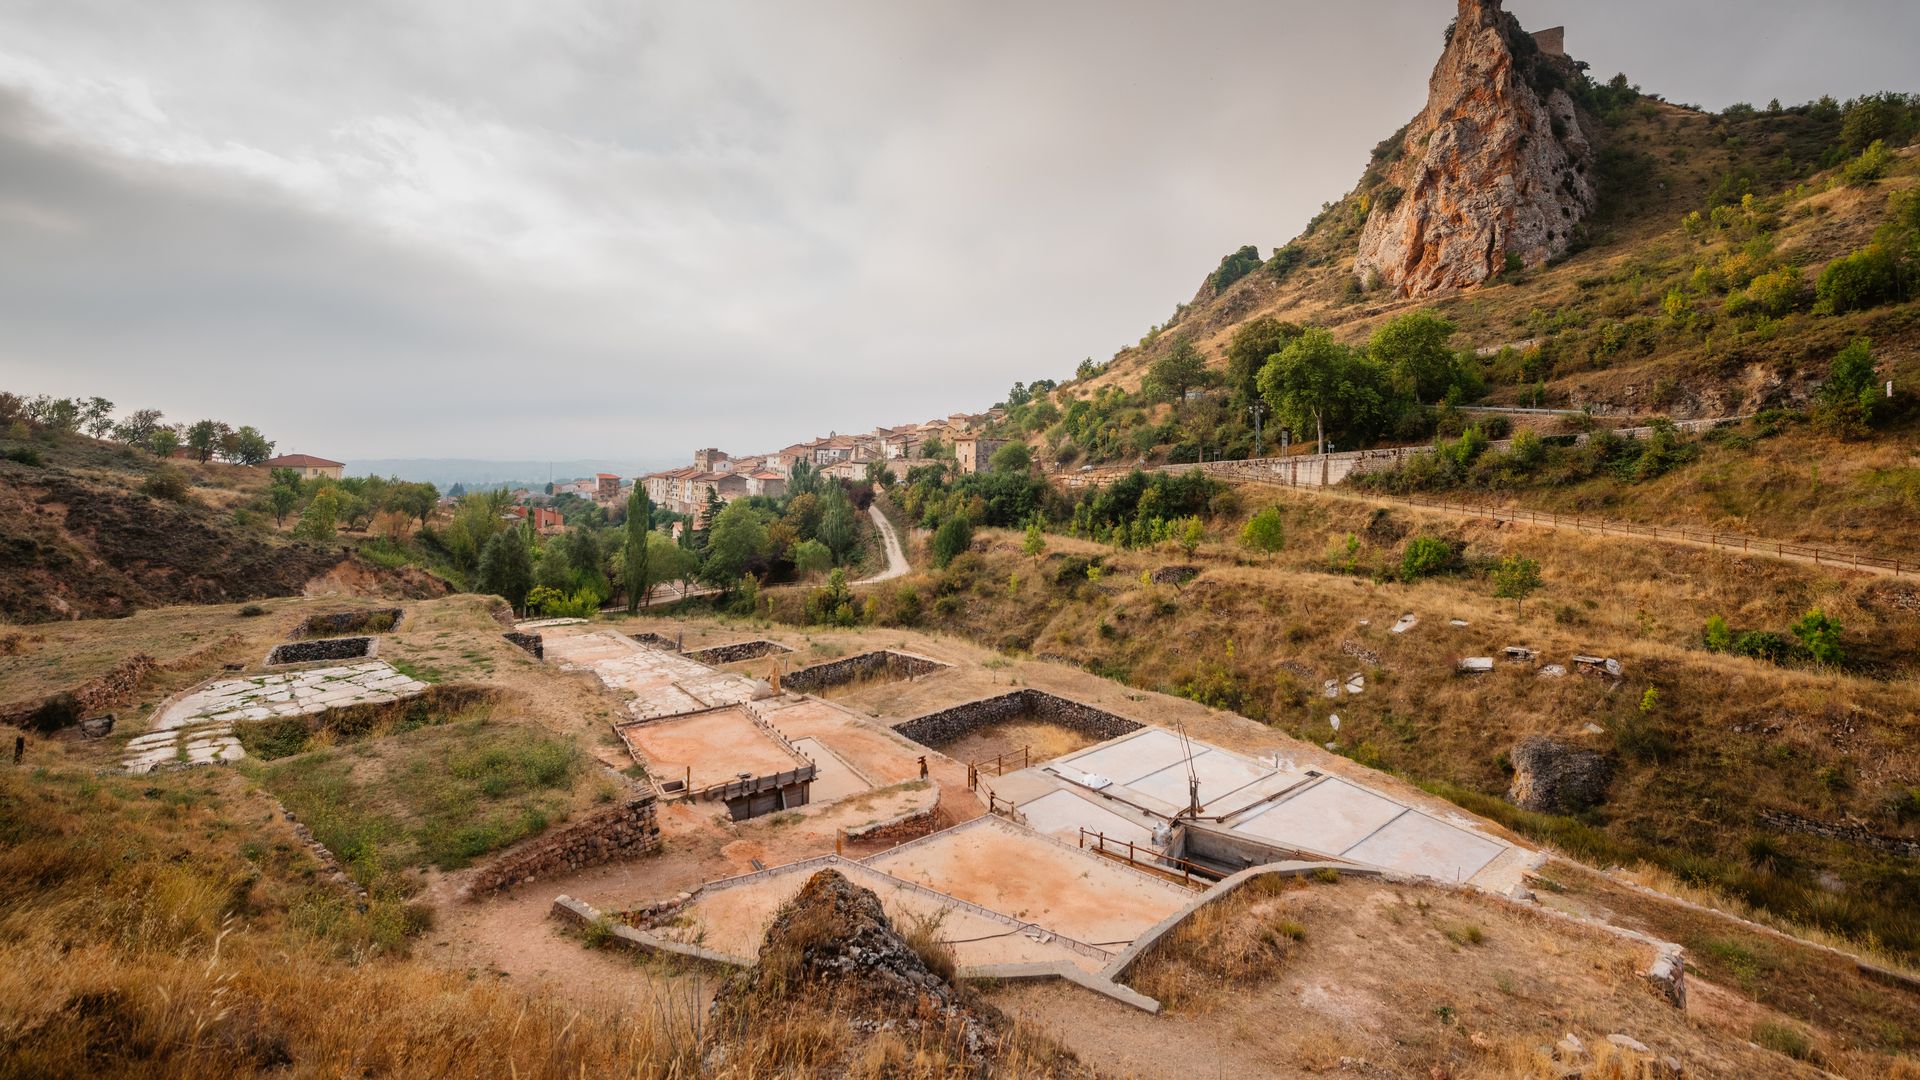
[261,454,343,468]
[596,472,621,479]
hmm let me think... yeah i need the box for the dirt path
[1235,480,1913,579]
[856,503,910,584]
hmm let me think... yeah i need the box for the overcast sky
[2,1,1915,464]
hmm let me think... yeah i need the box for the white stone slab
[1229,778,1406,856]
[1341,809,1505,884]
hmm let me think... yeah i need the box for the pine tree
[624,487,652,614]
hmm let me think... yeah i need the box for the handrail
[1079,829,1212,889]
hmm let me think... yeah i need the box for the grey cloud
[0,1,1914,460]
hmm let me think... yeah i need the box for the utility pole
[1247,401,1269,458]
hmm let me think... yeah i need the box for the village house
[952,434,1008,475]
[593,473,623,503]
[259,453,344,481]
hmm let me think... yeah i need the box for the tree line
[0,391,275,465]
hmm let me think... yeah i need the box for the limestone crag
[1354,0,1596,295]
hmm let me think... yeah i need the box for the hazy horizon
[3,0,1916,462]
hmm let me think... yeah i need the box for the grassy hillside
[0,425,449,623]
[767,492,1920,970]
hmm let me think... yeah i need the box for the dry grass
[1127,875,1313,1009]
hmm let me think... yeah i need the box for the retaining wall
[630,632,679,649]
[265,636,375,666]
[893,689,1142,750]
[465,795,661,896]
[1758,808,1920,859]
[842,784,942,844]
[0,651,157,729]
[297,608,402,639]
[502,631,544,659]
[685,639,793,665]
[783,649,949,696]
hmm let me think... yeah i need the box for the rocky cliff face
[1354,0,1597,296]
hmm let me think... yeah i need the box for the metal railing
[1079,829,1213,889]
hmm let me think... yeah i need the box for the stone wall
[502,631,544,659]
[1758,809,1920,859]
[685,639,793,665]
[842,785,942,844]
[0,652,156,729]
[631,631,679,649]
[783,650,948,696]
[893,689,1141,750]
[265,636,375,666]
[465,795,661,897]
[297,608,403,639]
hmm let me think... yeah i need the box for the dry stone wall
[685,639,793,665]
[894,689,1141,750]
[297,608,402,639]
[502,631,544,659]
[465,795,661,896]
[1758,809,1920,859]
[0,651,156,729]
[266,636,375,666]
[784,650,948,696]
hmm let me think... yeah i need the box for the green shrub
[140,466,191,502]
[1814,244,1901,314]
[1732,630,1791,663]
[2,445,42,466]
[1399,536,1457,581]
[1733,265,1805,317]
[1703,615,1732,652]
[930,515,973,568]
[1841,139,1893,186]
[1790,608,1844,666]
[1754,1022,1815,1062]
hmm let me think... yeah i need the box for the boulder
[1507,735,1612,812]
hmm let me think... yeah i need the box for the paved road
[857,503,911,583]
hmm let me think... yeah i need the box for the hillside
[0,427,442,622]
[986,0,1919,488]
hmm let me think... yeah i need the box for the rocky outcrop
[1354,0,1596,295]
[1507,735,1612,812]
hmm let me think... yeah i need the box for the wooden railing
[691,764,817,803]
[965,746,1031,790]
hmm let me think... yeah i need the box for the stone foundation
[265,636,376,666]
[894,689,1142,750]
[0,652,156,730]
[684,639,793,665]
[843,785,942,844]
[1757,808,1920,859]
[631,631,679,649]
[502,631,544,659]
[465,795,662,896]
[784,650,949,696]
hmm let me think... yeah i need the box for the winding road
[857,503,911,583]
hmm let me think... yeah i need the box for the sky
[2,1,1915,466]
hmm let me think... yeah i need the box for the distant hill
[339,458,680,490]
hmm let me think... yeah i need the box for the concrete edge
[551,894,746,968]
[961,961,1161,1014]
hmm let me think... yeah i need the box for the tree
[700,500,768,590]
[267,482,299,527]
[1147,335,1207,404]
[990,441,1032,474]
[112,408,165,450]
[792,539,833,578]
[1259,328,1392,454]
[1224,317,1302,405]
[80,397,115,439]
[185,419,228,463]
[1791,609,1844,666]
[477,530,534,612]
[1177,516,1205,557]
[930,514,973,568]
[1491,553,1543,614]
[1400,536,1456,580]
[149,426,182,459]
[1368,311,1461,405]
[865,460,891,488]
[787,458,820,498]
[1239,506,1285,561]
[1022,521,1047,561]
[294,490,340,541]
[1817,337,1882,431]
[623,486,653,613]
[816,485,857,561]
[220,425,274,465]
[643,532,693,605]
[389,481,439,527]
